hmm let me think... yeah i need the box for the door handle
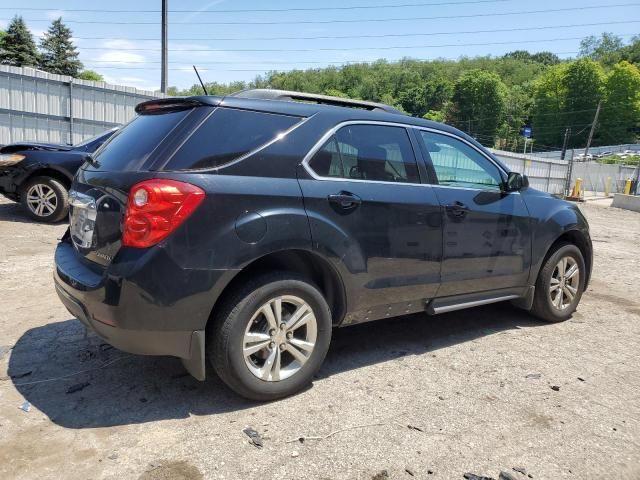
[445,201,469,218]
[328,191,361,212]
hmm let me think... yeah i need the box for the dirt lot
[0,196,639,480]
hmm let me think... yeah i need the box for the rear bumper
[54,272,206,380]
[53,240,238,380]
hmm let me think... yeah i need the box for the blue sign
[522,126,532,138]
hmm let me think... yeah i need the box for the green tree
[620,35,640,67]
[562,59,605,147]
[579,33,625,66]
[600,61,640,144]
[77,70,103,81]
[447,70,507,142]
[531,64,569,148]
[423,110,446,122]
[0,16,40,67]
[39,18,83,76]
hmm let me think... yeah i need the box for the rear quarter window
[165,108,302,170]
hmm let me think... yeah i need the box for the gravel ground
[0,196,638,480]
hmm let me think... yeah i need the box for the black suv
[54,90,592,400]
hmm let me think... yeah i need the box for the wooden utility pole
[560,127,571,160]
[583,100,601,159]
[161,0,168,94]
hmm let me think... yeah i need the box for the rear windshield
[92,109,190,171]
[165,107,302,170]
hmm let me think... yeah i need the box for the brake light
[122,179,205,248]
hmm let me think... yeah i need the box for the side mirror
[505,172,528,192]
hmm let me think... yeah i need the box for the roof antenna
[193,65,208,95]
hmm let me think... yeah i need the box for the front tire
[530,242,585,322]
[208,272,332,401]
[21,176,69,223]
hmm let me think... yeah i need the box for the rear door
[298,122,442,323]
[416,129,531,297]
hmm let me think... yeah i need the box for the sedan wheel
[21,176,69,223]
[26,183,58,218]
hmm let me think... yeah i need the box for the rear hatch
[68,99,215,267]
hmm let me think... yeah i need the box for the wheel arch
[208,249,347,328]
[539,229,592,290]
[20,167,73,194]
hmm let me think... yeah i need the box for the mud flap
[181,330,206,381]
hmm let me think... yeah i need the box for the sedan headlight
[0,154,26,167]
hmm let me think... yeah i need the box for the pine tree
[39,17,83,77]
[0,16,40,67]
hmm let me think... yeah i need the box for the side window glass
[419,131,503,190]
[307,137,344,177]
[166,108,301,170]
[308,124,419,183]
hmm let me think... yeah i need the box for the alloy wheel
[549,256,580,310]
[242,295,317,382]
[26,183,57,217]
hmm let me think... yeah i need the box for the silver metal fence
[491,149,569,195]
[0,65,163,146]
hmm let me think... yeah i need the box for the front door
[298,123,442,323]
[416,129,531,297]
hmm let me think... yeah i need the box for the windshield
[75,128,118,148]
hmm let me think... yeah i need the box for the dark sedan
[0,128,117,222]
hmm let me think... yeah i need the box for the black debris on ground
[513,466,527,476]
[550,385,560,392]
[464,473,495,480]
[242,427,264,448]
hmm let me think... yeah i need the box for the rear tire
[208,272,332,401]
[530,242,585,322]
[21,176,69,223]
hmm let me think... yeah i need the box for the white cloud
[92,40,147,65]
[97,51,146,64]
[102,74,159,92]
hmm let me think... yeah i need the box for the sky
[0,0,638,92]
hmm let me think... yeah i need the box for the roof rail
[229,88,405,115]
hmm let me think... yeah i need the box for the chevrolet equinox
[54,89,592,400]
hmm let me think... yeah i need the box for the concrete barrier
[611,194,640,213]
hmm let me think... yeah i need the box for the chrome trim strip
[300,119,510,186]
[430,294,520,314]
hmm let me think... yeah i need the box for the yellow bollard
[572,178,583,198]
[604,176,612,197]
[624,178,632,195]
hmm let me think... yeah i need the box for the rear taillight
[122,179,205,248]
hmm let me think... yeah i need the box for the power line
[4,3,638,25]
[74,31,639,52]
[0,0,516,14]
[76,34,635,58]
[65,20,640,42]
[78,50,582,70]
